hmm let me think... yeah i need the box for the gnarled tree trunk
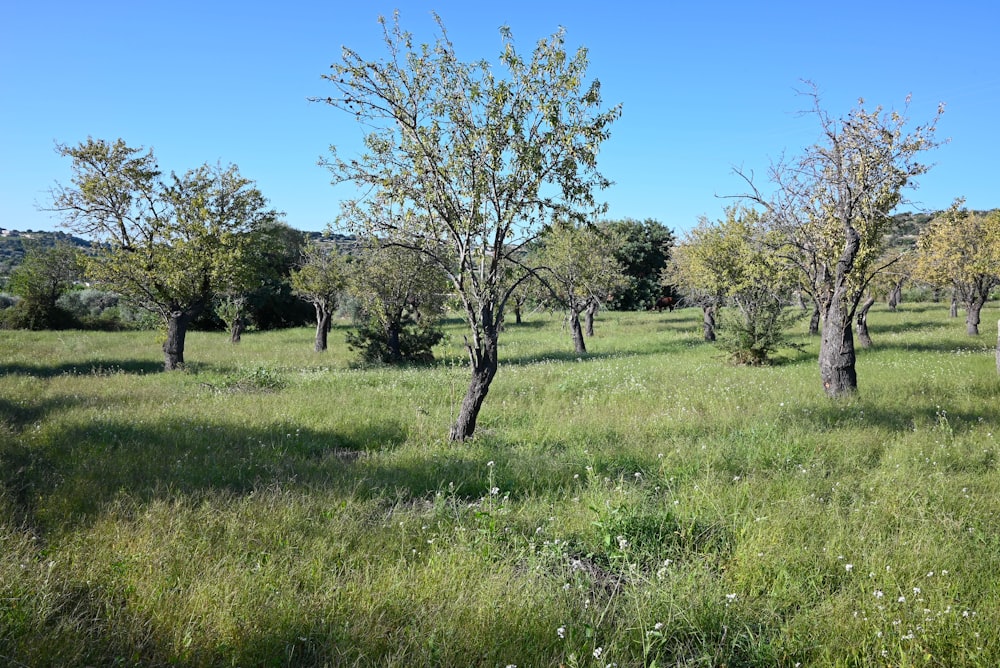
[819,228,861,397]
[967,295,986,335]
[809,303,821,336]
[996,320,1000,375]
[949,293,958,318]
[449,318,500,441]
[569,310,587,354]
[230,317,245,344]
[163,311,192,371]
[855,295,876,348]
[584,298,599,337]
[314,303,332,352]
[702,302,717,342]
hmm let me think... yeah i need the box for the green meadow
[2,304,1000,667]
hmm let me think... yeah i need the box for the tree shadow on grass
[0,414,408,535]
[0,359,163,378]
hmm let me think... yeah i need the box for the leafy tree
[7,240,82,329]
[913,204,1000,335]
[534,223,625,354]
[664,218,729,342]
[346,242,447,363]
[318,13,619,440]
[290,241,346,352]
[601,218,674,310]
[740,88,944,395]
[49,138,278,368]
[667,206,798,363]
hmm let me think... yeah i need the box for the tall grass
[2,304,999,666]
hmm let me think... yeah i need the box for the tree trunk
[996,320,1000,375]
[585,298,598,337]
[514,303,522,325]
[950,294,958,318]
[449,327,499,441]
[855,295,875,348]
[887,280,902,311]
[314,304,331,352]
[387,324,402,362]
[163,311,192,371]
[819,311,857,397]
[809,304,821,336]
[229,317,245,344]
[570,310,587,354]
[702,303,716,342]
[967,297,985,336]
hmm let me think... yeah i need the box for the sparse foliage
[290,241,347,352]
[740,87,943,395]
[318,12,619,439]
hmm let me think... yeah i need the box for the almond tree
[50,138,278,369]
[533,223,625,354]
[914,204,1000,335]
[317,13,619,440]
[290,241,346,352]
[742,88,943,396]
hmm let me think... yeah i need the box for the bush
[346,320,444,364]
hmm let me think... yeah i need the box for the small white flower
[593,647,603,659]
[487,460,495,468]
[490,486,500,496]
[898,596,906,603]
[726,593,738,602]
[913,587,921,594]
[654,622,664,630]
[874,590,884,599]
[557,626,565,639]
[845,564,853,572]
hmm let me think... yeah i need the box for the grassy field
[2,303,1000,667]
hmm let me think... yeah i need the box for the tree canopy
[49,138,279,369]
[318,12,619,439]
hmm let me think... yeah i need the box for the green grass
[2,304,1000,666]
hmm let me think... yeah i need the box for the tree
[666,206,798,364]
[741,88,943,396]
[290,241,346,352]
[601,218,674,310]
[534,223,625,354]
[346,242,448,363]
[665,218,730,342]
[49,138,279,369]
[913,204,1000,335]
[319,13,619,440]
[7,240,82,329]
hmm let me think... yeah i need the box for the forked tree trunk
[449,324,499,441]
[967,296,986,336]
[163,311,192,371]
[888,280,903,311]
[585,298,598,337]
[856,295,876,348]
[314,303,332,352]
[569,310,587,354]
[702,303,717,342]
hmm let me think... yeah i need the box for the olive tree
[741,88,943,396]
[318,13,619,440]
[50,138,278,369]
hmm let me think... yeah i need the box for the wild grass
[2,303,999,666]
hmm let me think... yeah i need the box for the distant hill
[0,230,94,287]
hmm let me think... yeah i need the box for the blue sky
[2,1,997,236]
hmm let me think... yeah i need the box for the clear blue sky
[2,1,997,236]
